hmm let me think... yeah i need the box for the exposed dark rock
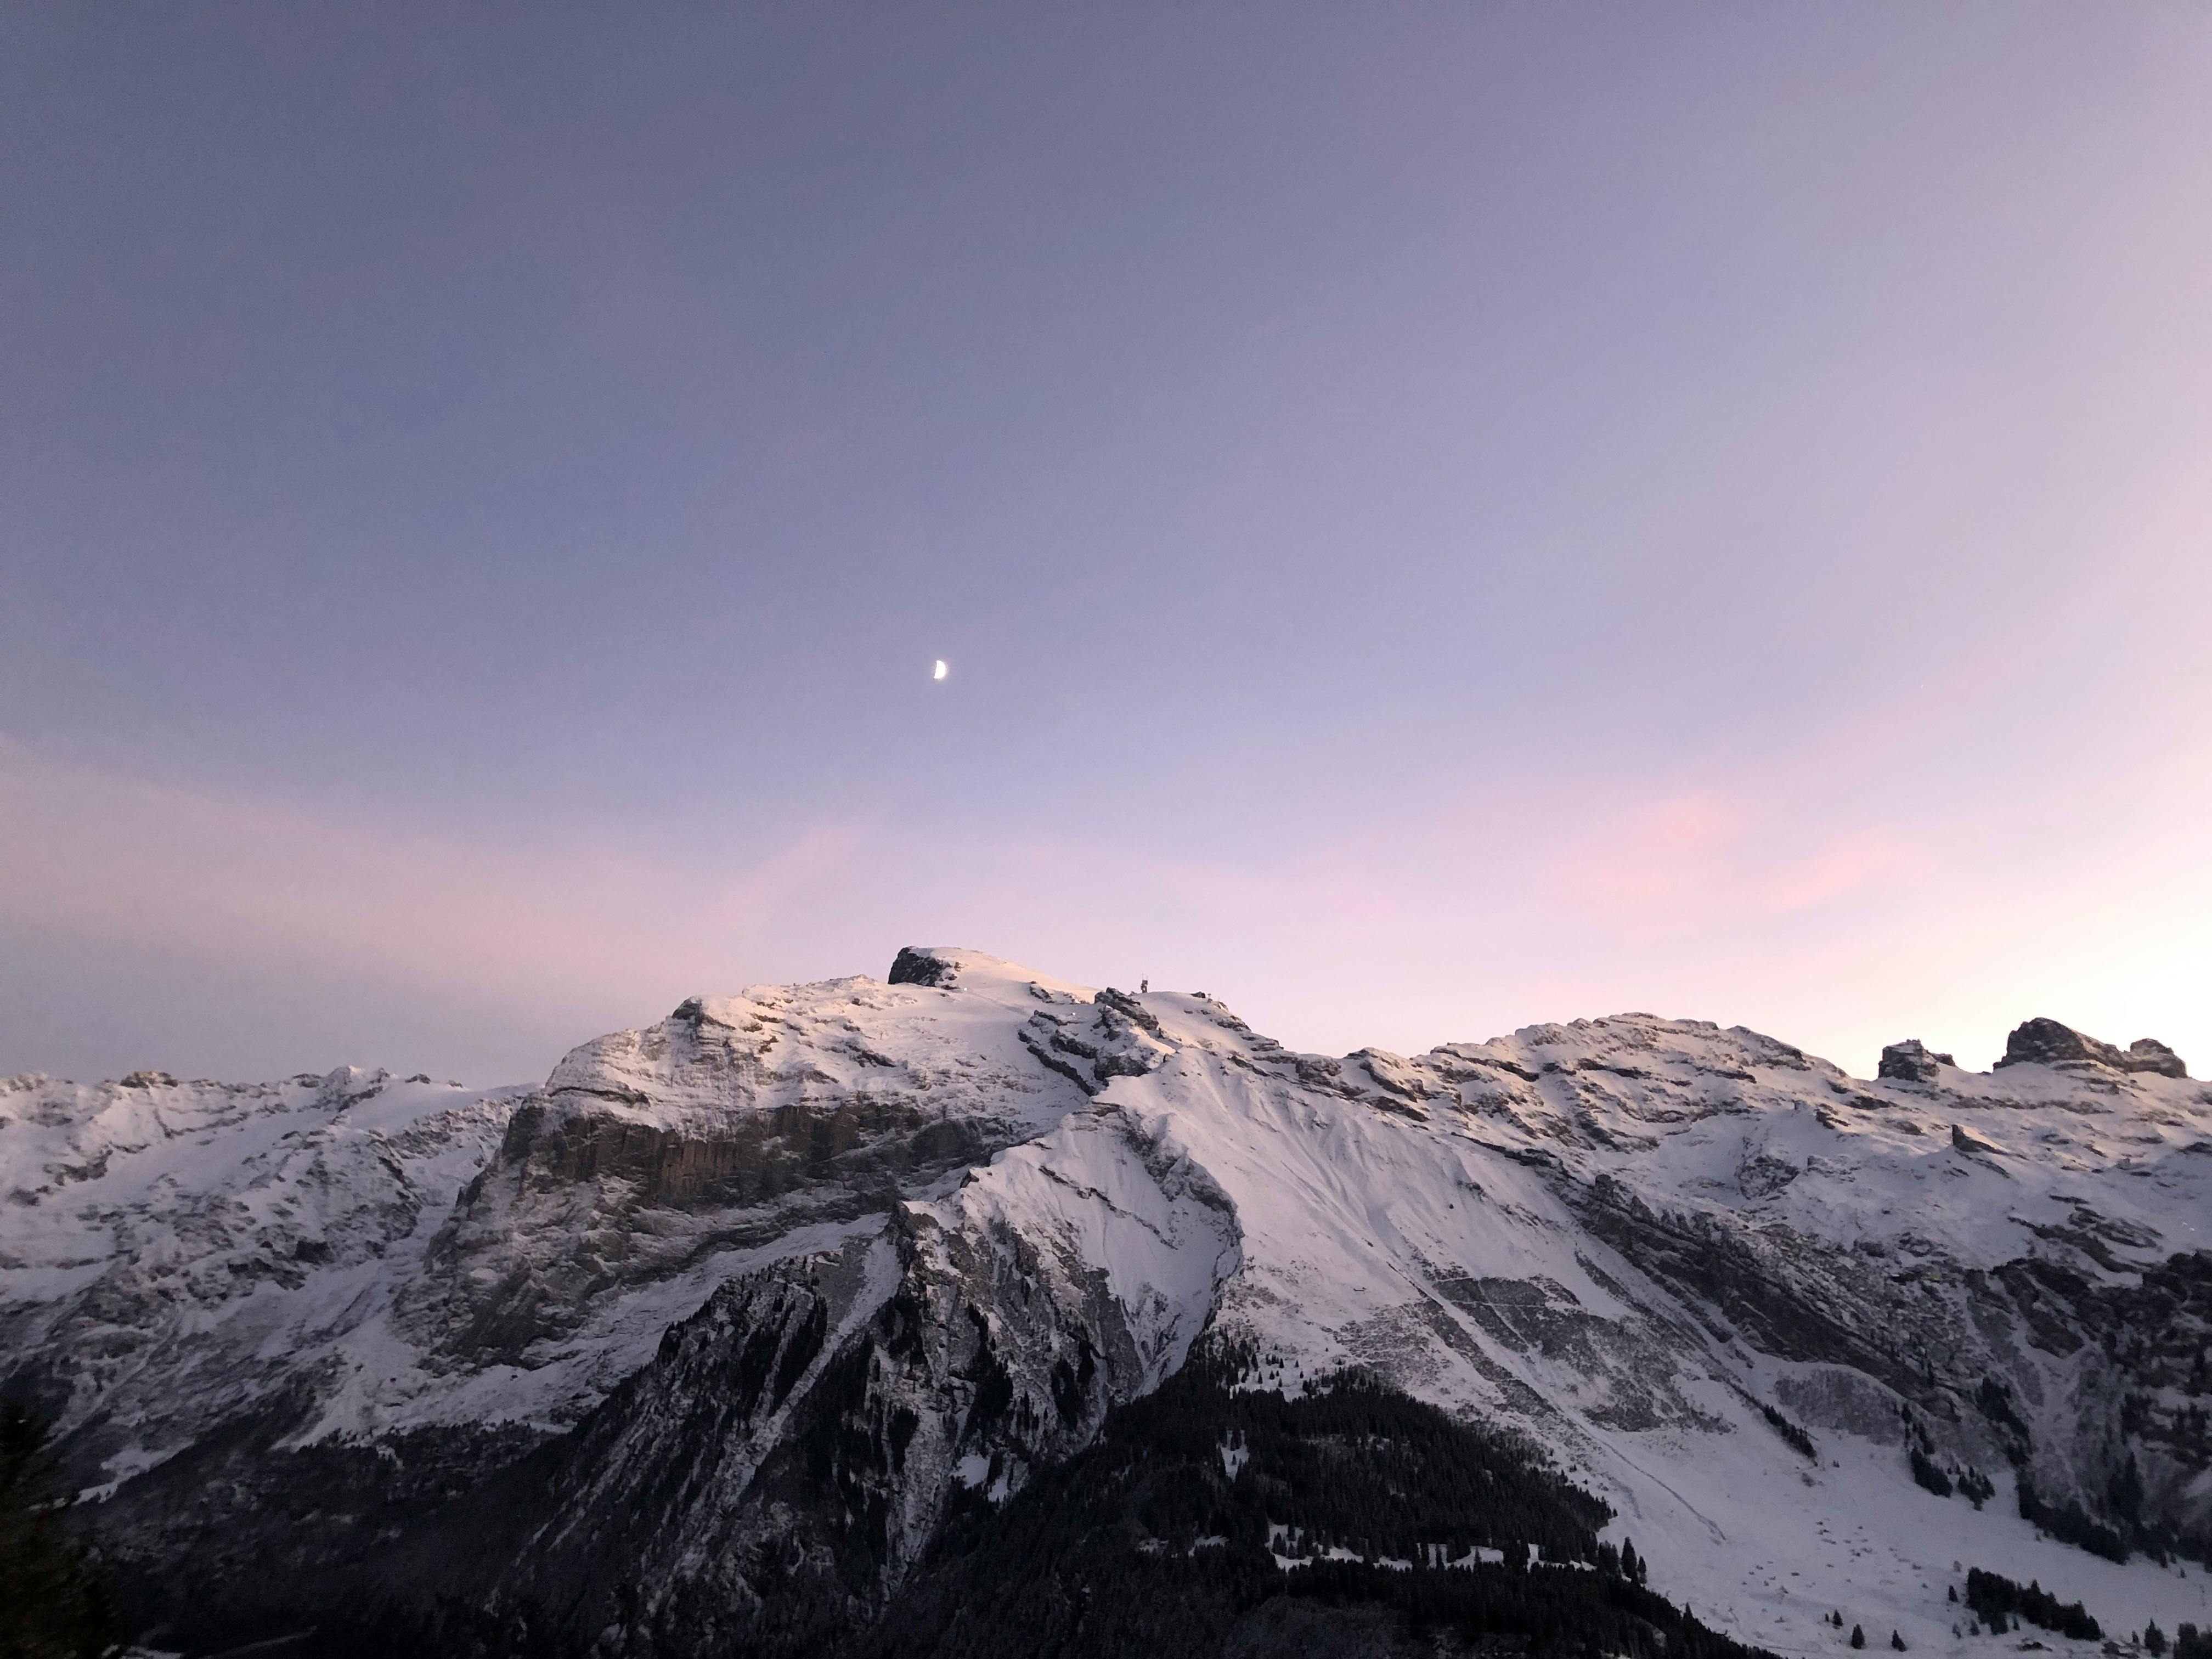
[97,1128,1237,1659]
[1017,1000,1170,1093]
[1567,1175,1933,1403]
[1996,1018,2188,1079]
[1951,1123,2002,1159]
[2128,1038,2189,1079]
[1093,985,1165,1038]
[1572,1160,2212,1562]
[1997,1019,2107,1070]
[1878,1041,1955,1084]
[887,947,957,988]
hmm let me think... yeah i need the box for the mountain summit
[4,950,2208,1656]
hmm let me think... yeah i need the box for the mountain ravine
[5,948,2210,1657]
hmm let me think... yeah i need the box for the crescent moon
[933,660,948,680]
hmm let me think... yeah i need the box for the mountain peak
[1995,1015,2188,1078]
[885,944,1098,1003]
[10,955,2211,1659]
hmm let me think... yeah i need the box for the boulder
[1878,1040,1955,1084]
[888,946,958,988]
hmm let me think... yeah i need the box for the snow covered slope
[4,947,2208,1657]
[0,1065,520,1485]
[1147,1004,2212,1657]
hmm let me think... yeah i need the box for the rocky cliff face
[1995,1016,2190,1079]
[4,953,2209,1657]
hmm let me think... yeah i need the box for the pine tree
[1891,1630,1906,1650]
[1852,1624,1867,1648]
[2148,1622,2168,1655]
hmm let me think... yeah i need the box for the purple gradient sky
[4,4,2209,1086]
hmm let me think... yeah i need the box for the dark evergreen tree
[1963,1568,2100,1640]
[1909,1448,1953,1498]
[2112,1458,2146,1529]
[1852,1624,1866,1647]
[0,1402,111,1659]
[2147,1623,2166,1655]
[2017,1473,2128,1562]
[1760,1404,1817,1459]
[1891,1630,1905,1650]
[843,1348,1779,1659]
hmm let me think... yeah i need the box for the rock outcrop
[1995,1016,2188,1078]
[886,946,959,988]
[1877,1038,1955,1082]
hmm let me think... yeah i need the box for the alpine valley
[6,949,2211,1658]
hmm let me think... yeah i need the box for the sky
[4,3,2209,1087]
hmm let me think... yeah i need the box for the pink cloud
[1549,790,1921,927]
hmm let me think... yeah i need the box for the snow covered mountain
[4,947,2209,1657]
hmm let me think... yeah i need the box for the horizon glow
[3,6,2208,1087]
